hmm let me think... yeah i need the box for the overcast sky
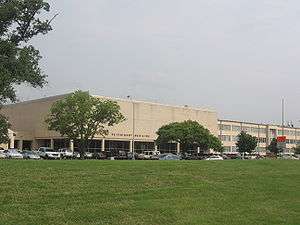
[17,0,300,125]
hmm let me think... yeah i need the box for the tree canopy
[236,131,258,154]
[293,145,300,155]
[156,120,223,153]
[0,0,55,104]
[0,0,54,143]
[0,114,9,143]
[45,91,125,155]
[267,138,280,155]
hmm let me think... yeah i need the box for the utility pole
[282,98,285,137]
[127,95,135,160]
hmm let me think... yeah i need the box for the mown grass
[0,160,299,225]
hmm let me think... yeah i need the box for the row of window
[219,124,300,136]
[219,135,267,143]
[219,124,267,133]
[220,135,300,145]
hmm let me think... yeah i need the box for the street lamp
[127,95,135,160]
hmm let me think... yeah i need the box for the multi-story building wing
[219,120,300,154]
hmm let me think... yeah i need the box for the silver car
[22,151,41,160]
[4,149,23,159]
[158,153,181,160]
[38,147,61,159]
[58,148,73,159]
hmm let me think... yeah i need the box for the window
[250,127,259,134]
[242,126,251,132]
[231,146,238,152]
[224,146,231,152]
[219,135,231,142]
[257,147,266,152]
[232,136,239,142]
[232,125,241,132]
[260,128,267,134]
[219,124,231,131]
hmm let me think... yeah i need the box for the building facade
[1,94,218,154]
[219,119,300,154]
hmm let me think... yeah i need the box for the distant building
[218,120,300,154]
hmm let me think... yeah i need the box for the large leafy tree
[156,120,223,153]
[0,114,9,143]
[267,138,280,155]
[236,131,257,155]
[293,145,300,155]
[0,0,55,143]
[45,91,125,156]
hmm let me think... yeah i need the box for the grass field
[0,160,299,225]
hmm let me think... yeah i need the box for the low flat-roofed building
[1,93,219,153]
[218,119,300,154]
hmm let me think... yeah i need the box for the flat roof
[92,94,216,113]
[218,119,300,130]
[3,92,216,113]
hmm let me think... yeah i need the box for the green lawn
[0,160,299,225]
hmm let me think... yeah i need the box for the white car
[58,148,73,159]
[4,149,23,159]
[138,151,161,160]
[205,155,223,161]
[38,147,61,159]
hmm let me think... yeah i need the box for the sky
[17,0,300,126]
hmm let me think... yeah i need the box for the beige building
[2,93,299,154]
[219,119,300,154]
[1,93,218,154]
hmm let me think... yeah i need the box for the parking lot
[1,147,299,161]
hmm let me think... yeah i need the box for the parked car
[4,149,23,159]
[137,151,160,160]
[280,154,299,160]
[205,155,223,161]
[115,150,128,160]
[158,153,181,160]
[58,148,73,159]
[126,152,139,160]
[84,151,93,159]
[73,151,81,159]
[22,151,41,160]
[38,147,61,159]
[93,152,107,160]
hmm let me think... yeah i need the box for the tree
[267,138,280,155]
[156,120,223,153]
[0,114,10,143]
[0,0,56,103]
[0,0,55,143]
[293,145,300,155]
[45,91,125,157]
[236,131,257,155]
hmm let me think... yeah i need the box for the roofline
[218,119,300,130]
[2,92,216,113]
[3,93,76,107]
[91,94,217,113]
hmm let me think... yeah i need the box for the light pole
[127,95,135,160]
